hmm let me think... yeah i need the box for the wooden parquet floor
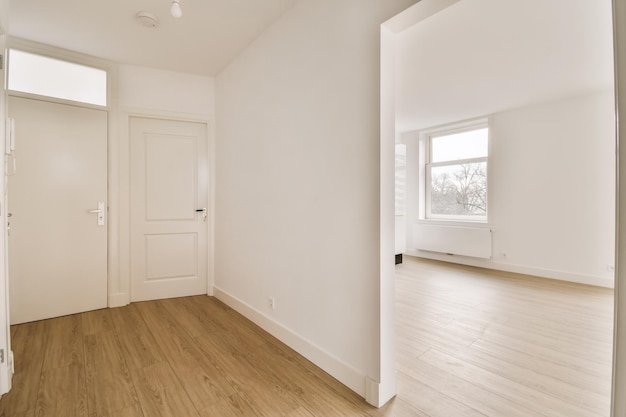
[0,296,383,417]
[0,256,616,416]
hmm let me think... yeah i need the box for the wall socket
[267,297,276,310]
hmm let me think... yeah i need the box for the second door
[130,117,209,301]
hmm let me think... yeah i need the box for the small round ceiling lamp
[136,11,160,28]
[170,0,182,18]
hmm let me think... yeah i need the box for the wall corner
[365,374,397,408]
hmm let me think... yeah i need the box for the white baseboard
[108,292,130,308]
[407,249,614,288]
[365,372,397,407]
[213,286,369,401]
[365,377,381,406]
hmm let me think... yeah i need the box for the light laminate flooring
[394,256,614,417]
[0,257,615,416]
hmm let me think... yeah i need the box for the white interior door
[130,117,208,302]
[8,96,108,325]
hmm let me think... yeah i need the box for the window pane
[430,162,487,217]
[8,49,107,106]
[431,128,488,163]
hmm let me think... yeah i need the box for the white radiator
[413,224,492,259]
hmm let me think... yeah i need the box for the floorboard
[395,256,614,417]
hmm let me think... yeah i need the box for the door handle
[88,202,105,226]
[196,208,207,222]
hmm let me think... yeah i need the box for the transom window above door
[7,49,107,106]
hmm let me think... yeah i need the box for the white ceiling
[395,0,615,132]
[8,0,298,76]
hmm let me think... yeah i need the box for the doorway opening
[381,0,617,414]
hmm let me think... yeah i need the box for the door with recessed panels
[129,117,208,301]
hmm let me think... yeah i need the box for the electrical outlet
[268,297,276,310]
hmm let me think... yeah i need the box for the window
[8,49,107,106]
[425,124,488,221]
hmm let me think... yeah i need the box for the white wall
[404,90,616,287]
[117,64,215,116]
[0,0,7,33]
[214,0,416,404]
[111,64,215,306]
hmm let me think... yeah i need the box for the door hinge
[1,349,5,364]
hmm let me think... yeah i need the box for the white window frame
[422,119,489,223]
[6,38,114,110]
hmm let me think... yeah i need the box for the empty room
[389,0,622,416]
[1,0,626,417]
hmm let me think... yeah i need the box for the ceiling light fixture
[135,11,160,28]
[170,0,182,18]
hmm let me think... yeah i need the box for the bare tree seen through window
[426,124,488,219]
[430,162,487,216]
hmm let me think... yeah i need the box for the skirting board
[407,249,615,288]
[213,286,374,404]
[108,292,130,308]
[366,373,397,408]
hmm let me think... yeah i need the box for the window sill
[416,219,491,229]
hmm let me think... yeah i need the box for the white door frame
[5,38,119,309]
[611,0,626,415]
[114,109,215,307]
[0,32,12,396]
